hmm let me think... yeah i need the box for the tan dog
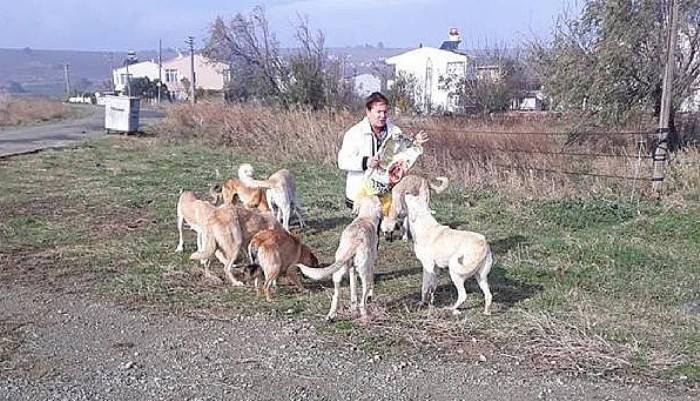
[238,164,304,231]
[298,196,382,321]
[211,178,270,212]
[189,205,281,286]
[380,174,448,241]
[243,229,319,301]
[176,191,231,281]
[404,192,493,315]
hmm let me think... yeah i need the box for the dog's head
[299,244,319,268]
[241,263,262,283]
[354,195,382,223]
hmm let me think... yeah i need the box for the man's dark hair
[365,92,389,110]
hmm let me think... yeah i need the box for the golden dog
[243,229,319,301]
[189,205,281,286]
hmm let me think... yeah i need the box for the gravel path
[1,285,694,401]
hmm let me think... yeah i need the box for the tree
[529,0,700,123]
[129,77,168,100]
[204,7,353,109]
[387,71,423,114]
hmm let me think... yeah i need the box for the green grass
[0,135,698,386]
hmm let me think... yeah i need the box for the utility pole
[185,36,196,106]
[652,0,680,193]
[63,63,71,98]
[125,50,136,97]
[158,39,162,103]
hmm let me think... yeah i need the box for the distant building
[161,54,230,100]
[352,73,382,97]
[112,60,159,94]
[385,28,471,113]
[111,54,230,100]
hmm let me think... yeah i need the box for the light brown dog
[189,205,281,286]
[176,191,232,281]
[242,229,319,301]
[238,164,304,231]
[380,174,448,241]
[298,195,382,321]
[211,178,270,212]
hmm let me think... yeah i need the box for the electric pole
[185,36,196,106]
[158,39,162,103]
[652,0,680,194]
[63,63,71,98]
[125,50,136,97]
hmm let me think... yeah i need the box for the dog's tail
[238,163,279,189]
[247,240,259,265]
[429,176,449,193]
[298,240,354,280]
[189,227,217,261]
[297,260,344,280]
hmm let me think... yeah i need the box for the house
[161,53,230,100]
[385,28,471,113]
[352,73,382,97]
[111,54,230,100]
[515,90,546,111]
[112,60,160,94]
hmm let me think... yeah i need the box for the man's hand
[414,130,429,145]
[368,155,380,169]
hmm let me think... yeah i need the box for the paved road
[0,105,165,158]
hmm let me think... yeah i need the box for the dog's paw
[175,246,183,253]
[325,313,337,322]
[451,308,462,316]
[483,309,492,316]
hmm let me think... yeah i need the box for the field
[1,102,698,390]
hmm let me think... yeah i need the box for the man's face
[366,102,388,132]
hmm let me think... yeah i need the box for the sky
[0,0,577,52]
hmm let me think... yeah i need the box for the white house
[353,73,382,97]
[112,60,160,93]
[385,28,470,113]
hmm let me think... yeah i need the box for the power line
[436,144,654,159]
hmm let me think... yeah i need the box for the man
[337,92,428,211]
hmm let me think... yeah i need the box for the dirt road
[0,105,164,158]
[0,283,693,401]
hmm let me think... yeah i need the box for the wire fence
[402,125,662,183]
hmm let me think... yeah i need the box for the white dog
[298,196,382,321]
[238,163,305,231]
[404,192,493,315]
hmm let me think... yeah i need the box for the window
[222,68,231,83]
[120,74,132,84]
[446,61,465,77]
[165,69,178,83]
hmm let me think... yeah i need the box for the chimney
[448,27,460,42]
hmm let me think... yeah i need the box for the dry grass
[156,102,699,198]
[0,95,73,128]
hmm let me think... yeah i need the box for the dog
[380,174,449,241]
[298,195,382,321]
[176,191,234,281]
[210,177,270,213]
[238,163,305,231]
[403,192,493,315]
[242,229,319,301]
[189,205,282,286]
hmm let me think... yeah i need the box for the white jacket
[337,117,412,201]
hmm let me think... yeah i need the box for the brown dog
[243,229,319,301]
[210,178,270,213]
[189,205,281,286]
